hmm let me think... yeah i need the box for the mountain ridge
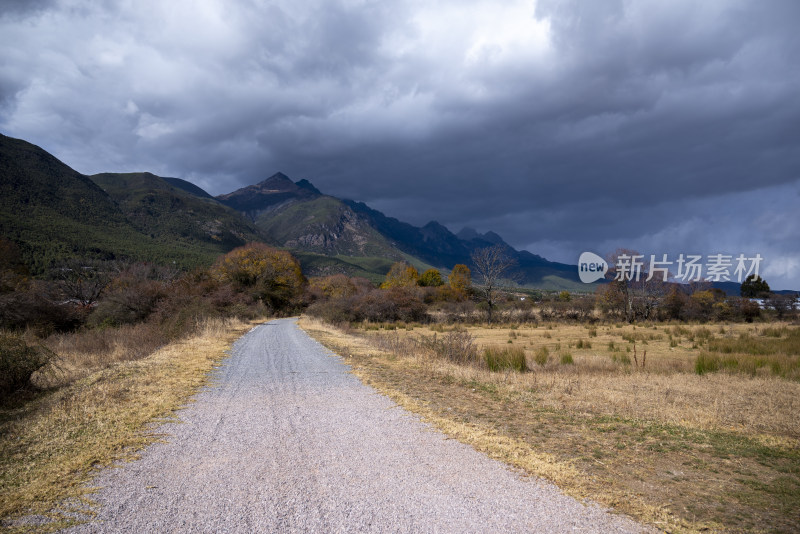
[0,132,614,289]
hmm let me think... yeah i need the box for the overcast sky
[1,0,799,288]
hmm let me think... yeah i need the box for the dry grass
[0,317,256,532]
[30,322,171,389]
[357,321,800,438]
[300,317,800,533]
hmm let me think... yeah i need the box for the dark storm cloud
[1,0,798,286]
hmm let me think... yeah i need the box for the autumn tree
[449,264,471,294]
[470,245,517,323]
[381,262,419,289]
[418,268,444,287]
[309,274,358,299]
[212,243,305,311]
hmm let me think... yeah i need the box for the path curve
[65,318,646,533]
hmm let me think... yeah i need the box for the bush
[0,288,81,334]
[560,352,574,365]
[483,345,527,372]
[534,346,549,366]
[420,330,477,365]
[0,333,54,397]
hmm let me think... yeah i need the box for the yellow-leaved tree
[380,262,419,289]
[212,243,305,311]
[449,264,471,294]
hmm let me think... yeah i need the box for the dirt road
[65,318,646,533]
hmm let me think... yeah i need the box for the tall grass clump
[483,345,527,372]
[695,353,720,375]
[420,330,478,365]
[534,346,549,366]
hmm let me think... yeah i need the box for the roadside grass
[299,317,800,533]
[0,317,255,532]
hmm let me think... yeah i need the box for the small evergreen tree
[740,274,770,298]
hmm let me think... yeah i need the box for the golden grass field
[299,317,800,534]
[0,318,256,532]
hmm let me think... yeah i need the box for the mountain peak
[254,172,296,191]
[296,178,322,195]
[216,172,319,216]
[482,231,506,245]
[456,227,481,241]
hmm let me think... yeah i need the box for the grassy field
[0,318,256,532]
[299,317,800,533]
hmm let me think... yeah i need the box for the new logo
[578,252,608,283]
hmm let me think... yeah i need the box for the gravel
[63,318,648,533]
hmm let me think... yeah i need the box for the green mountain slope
[0,134,252,273]
[90,172,266,252]
[0,135,166,272]
[255,196,403,259]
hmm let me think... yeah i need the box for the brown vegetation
[300,317,800,533]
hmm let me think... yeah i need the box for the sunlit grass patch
[0,318,255,531]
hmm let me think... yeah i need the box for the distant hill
[0,134,261,272]
[0,134,178,272]
[340,199,580,286]
[0,133,619,289]
[163,177,214,199]
[91,172,266,251]
[216,172,584,286]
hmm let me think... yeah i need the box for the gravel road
[64,318,647,533]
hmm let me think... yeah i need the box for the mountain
[0,134,163,272]
[0,134,261,272]
[0,132,596,288]
[90,172,265,251]
[216,175,415,278]
[340,200,578,286]
[163,177,214,199]
[221,173,583,287]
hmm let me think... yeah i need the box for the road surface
[65,318,646,533]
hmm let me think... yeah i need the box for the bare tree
[599,248,670,322]
[54,259,112,308]
[470,245,517,324]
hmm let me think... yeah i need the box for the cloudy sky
[2,0,799,288]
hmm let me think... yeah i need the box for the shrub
[534,346,549,366]
[308,274,359,299]
[421,330,478,365]
[560,352,574,365]
[0,333,54,397]
[306,297,356,324]
[0,288,81,334]
[483,345,527,372]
